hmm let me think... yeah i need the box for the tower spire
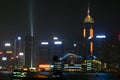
[84,2,94,23]
[87,2,90,16]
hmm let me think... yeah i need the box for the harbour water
[0,71,120,80]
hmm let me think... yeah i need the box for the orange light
[83,28,86,38]
[6,51,13,54]
[90,27,93,38]
[39,64,50,68]
[23,68,28,71]
[90,42,93,55]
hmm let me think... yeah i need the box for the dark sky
[0,0,119,42]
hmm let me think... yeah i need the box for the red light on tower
[118,34,120,38]
[0,51,3,54]
[16,55,19,58]
[11,57,14,60]
[118,34,120,40]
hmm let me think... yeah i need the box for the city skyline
[0,0,119,42]
[0,0,119,72]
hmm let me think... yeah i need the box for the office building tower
[83,5,94,58]
[24,35,35,67]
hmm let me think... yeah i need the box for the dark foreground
[0,71,120,80]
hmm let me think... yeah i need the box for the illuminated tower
[83,4,94,57]
[24,0,35,68]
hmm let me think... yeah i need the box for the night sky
[0,0,119,42]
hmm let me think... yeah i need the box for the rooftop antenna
[87,2,90,16]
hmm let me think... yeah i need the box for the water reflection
[66,77,120,80]
[65,73,120,80]
[0,72,120,80]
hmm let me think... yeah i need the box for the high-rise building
[24,35,35,67]
[38,37,63,64]
[38,41,50,64]
[102,34,120,68]
[83,5,94,58]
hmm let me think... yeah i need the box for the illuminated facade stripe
[90,27,93,38]
[90,42,93,56]
[83,28,86,38]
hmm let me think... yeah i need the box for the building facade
[24,35,35,68]
[83,5,94,58]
